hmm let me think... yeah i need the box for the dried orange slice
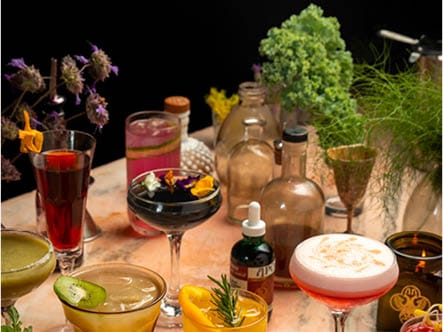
[178,285,216,327]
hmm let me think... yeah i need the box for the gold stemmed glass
[327,144,377,234]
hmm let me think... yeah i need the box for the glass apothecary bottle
[227,117,274,224]
[164,96,214,174]
[214,81,280,185]
[259,127,325,288]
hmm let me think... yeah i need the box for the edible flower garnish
[412,303,442,332]
[164,170,176,192]
[141,172,161,196]
[142,171,215,199]
[191,175,215,198]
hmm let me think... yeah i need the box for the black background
[2,0,442,200]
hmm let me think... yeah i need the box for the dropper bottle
[230,201,275,319]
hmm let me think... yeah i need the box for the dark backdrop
[2,0,441,201]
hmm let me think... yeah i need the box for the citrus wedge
[178,285,216,327]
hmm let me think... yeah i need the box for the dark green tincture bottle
[230,201,275,319]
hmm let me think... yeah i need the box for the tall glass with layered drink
[125,110,181,236]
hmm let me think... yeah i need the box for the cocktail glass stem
[345,208,354,234]
[331,310,349,332]
[159,231,184,327]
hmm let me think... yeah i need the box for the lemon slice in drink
[54,275,106,309]
[179,285,217,327]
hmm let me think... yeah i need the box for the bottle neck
[281,140,307,178]
[174,110,189,142]
[242,234,265,242]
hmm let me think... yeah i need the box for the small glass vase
[402,170,442,236]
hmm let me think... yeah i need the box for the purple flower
[5,58,46,93]
[85,92,109,128]
[1,155,21,181]
[1,116,18,140]
[87,44,119,82]
[60,55,84,104]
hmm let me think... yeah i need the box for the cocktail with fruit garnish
[53,262,167,332]
[127,168,222,328]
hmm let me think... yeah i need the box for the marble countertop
[1,127,406,332]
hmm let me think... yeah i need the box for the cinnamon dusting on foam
[309,236,387,273]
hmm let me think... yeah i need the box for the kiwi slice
[54,275,107,309]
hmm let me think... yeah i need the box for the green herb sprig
[207,274,245,328]
[1,306,32,332]
[353,56,442,215]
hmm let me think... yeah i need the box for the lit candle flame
[415,249,427,272]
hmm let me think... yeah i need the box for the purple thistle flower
[5,59,46,93]
[1,116,18,140]
[60,55,84,102]
[87,44,118,82]
[1,155,21,181]
[85,92,109,128]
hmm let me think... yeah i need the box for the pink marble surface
[1,127,400,332]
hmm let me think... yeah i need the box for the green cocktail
[55,263,167,332]
[1,229,56,311]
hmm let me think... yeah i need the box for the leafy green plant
[258,3,366,151]
[1,306,32,332]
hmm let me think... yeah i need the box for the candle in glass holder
[376,231,442,331]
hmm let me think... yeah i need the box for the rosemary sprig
[1,306,32,332]
[207,274,245,327]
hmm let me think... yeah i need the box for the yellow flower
[190,175,215,198]
[18,110,43,153]
[205,87,239,122]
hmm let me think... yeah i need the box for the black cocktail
[127,168,222,328]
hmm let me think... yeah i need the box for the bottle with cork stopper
[164,96,214,174]
[230,201,275,319]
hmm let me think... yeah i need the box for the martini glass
[127,168,222,328]
[326,144,377,234]
[1,229,56,324]
[289,233,399,332]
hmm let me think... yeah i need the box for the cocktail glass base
[156,302,182,328]
[325,195,363,218]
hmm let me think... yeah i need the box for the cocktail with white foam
[289,233,399,331]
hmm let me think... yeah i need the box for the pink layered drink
[289,233,399,311]
[126,114,181,187]
[125,111,181,236]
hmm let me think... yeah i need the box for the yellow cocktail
[56,263,166,332]
[1,229,56,308]
[179,285,268,332]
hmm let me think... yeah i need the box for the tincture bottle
[214,81,280,185]
[230,201,275,319]
[227,117,274,224]
[259,127,324,289]
[164,96,214,174]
